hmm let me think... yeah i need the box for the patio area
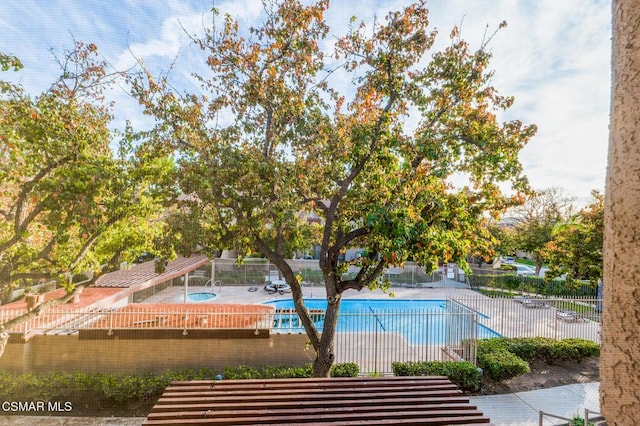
[138,281,477,305]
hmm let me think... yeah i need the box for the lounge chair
[264,282,291,294]
[522,299,550,309]
[556,310,588,322]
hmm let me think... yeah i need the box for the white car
[515,264,536,276]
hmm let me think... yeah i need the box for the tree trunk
[0,285,12,305]
[312,294,341,377]
[601,0,640,421]
[0,265,13,305]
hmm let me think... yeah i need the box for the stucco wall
[0,333,312,373]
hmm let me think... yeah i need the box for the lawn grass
[515,258,536,267]
[477,289,517,298]
[552,300,598,317]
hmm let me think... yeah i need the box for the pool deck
[140,281,477,305]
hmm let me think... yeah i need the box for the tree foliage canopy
[131,0,536,376]
[0,44,171,301]
[542,190,603,283]
[506,187,574,272]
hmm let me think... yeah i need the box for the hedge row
[477,350,530,382]
[478,337,600,363]
[477,337,600,382]
[0,363,360,404]
[468,274,597,297]
[223,362,359,379]
[391,361,482,392]
[0,337,598,403]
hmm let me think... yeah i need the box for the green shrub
[501,275,522,290]
[477,338,511,356]
[391,361,482,393]
[478,350,530,382]
[546,340,579,362]
[561,339,600,361]
[480,337,600,364]
[221,363,359,379]
[506,337,556,362]
[330,362,359,377]
[91,372,175,402]
[222,364,313,379]
[467,273,597,297]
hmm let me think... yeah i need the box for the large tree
[506,187,574,275]
[0,44,172,356]
[601,0,640,420]
[542,190,603,284]
[133,0,536,376]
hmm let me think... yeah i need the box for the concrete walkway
[0,383,601,425]
[470,382,601,425]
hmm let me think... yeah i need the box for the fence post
[501,297,505,337]
[23,314,29,339]
[108,311,113,336]
[182,310,189,335]
[374,321,379,374]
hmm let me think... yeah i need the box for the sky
[0,0,612,203]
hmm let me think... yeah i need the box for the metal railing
[539,409,605,425]
[467,272,598,298]
[1,295,601,374]
[451,296,601,343]
[1,305,480,374]
[207,259,451,287]
[0,306,275,337]
[296,308,481,373]
[538,410,573,425]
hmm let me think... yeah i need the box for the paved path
[470,382,601,425]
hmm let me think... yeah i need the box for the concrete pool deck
[139,284,601,343]
[139,281,478,305]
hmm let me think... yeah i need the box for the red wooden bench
[144,376,491,425]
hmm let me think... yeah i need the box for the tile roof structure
[95,255,210,289]
[0,287,123,311]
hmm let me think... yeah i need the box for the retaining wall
[0,332,311,373]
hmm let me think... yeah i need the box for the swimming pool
[188,292,217,302]
[264,299,499,344]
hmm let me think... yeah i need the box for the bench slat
[144,415,491,425]
[147,410,490,425]
[167,376,451,387]
[158,386,461,401]
[144,376,491,425]
[163,382,457,394]
[148,404,483,420]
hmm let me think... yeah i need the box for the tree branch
[320,57,398,270]
[339,258,386,292]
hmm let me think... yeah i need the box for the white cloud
[0,0,612,200]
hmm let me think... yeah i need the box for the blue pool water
[267,298,447,311]
[188,292,217,302]
[264,299,499,344]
